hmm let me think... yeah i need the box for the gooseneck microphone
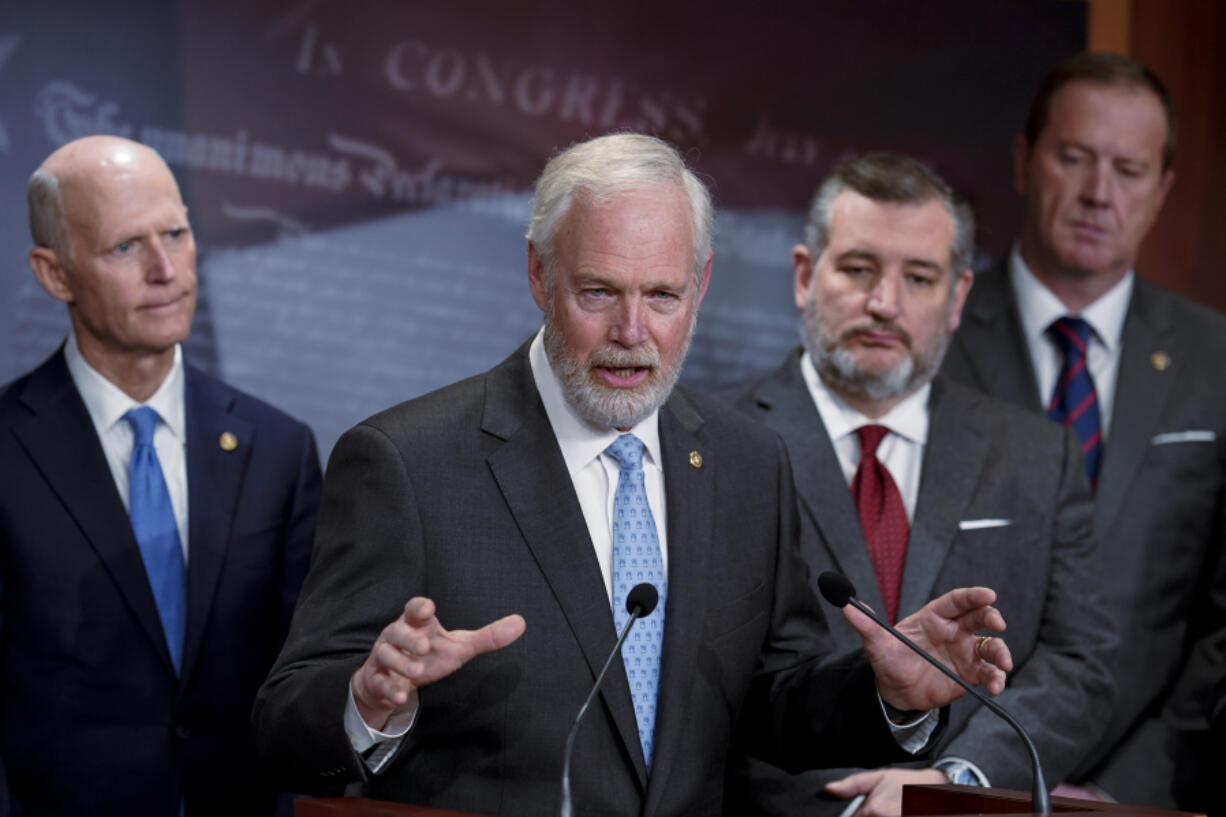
[817,572,1051,816]
[559,582,659,817]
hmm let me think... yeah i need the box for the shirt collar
[63,328,187,443]
[528,328,662,475]
[1009,245,1133,353]
[799,350,930,444]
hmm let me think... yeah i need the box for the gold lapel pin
[689,450,703,469]
[1151,351,1171,371]
[219,431,238,452]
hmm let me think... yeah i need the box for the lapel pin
[219,432,238,452]
[1151,351,1171,371]
[689,451,703,469]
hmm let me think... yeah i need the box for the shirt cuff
[934,756,991,786]
[878,696,940,754]
[345,682,419,773]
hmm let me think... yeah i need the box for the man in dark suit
[724,153,1116,817]
[0,135,322,816]
[254,133,1018,817]
[939,53,1226,809]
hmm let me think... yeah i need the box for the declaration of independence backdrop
[0,1,1084,458]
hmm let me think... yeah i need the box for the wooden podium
[293,787,1207,817]
[295,799,487,817]
[902,784,1206,817]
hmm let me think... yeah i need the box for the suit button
[175,724,190,740]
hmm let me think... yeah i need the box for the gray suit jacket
[940,263,1226,808]
[721,353,1117,815]
[254,341,919,817]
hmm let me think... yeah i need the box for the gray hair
[526,133,713,287]
[804,152,975,276]
[28,168,71,264]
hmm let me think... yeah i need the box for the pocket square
[1151,430,1216,446]
[958,518,1012,530]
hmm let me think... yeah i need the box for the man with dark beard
[724,153,1116,817]
[254,135,1022,817]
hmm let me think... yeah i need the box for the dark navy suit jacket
[0,348,321,817]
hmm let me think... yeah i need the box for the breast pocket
[704,581,769,643]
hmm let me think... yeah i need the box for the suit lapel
[180,368,253,684]
[642,390,714,816]
[898,381,990,618]
[11,350,175,672]
[1094,281,1176,535]
[954,262,1044,410]
[481,347,648,787]
[751,354,884,613]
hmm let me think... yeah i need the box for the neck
[74,337,176,403]
[1018,237,1128,313]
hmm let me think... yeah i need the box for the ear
[28,246,75,304]
[527,242,548,312]
[947,268,975,332]
[792,244,814,312]
[694,249,713,306]
[1156,167,1175,210]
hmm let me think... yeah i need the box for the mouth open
[593,365,651,388]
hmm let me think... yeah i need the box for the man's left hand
[843,586,1013,711]
[826,768,948,817]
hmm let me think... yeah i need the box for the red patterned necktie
[851,424,910,623]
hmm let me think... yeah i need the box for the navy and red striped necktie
[1046,317,1102,486]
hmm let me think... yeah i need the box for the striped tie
[1046,317,1102,485]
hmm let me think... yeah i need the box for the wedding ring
[974,635,992,659]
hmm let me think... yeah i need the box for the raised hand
[843,586,1013,711]
[351,597,526,729]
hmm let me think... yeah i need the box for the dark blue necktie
[606,433,666,770]
[1046,317,1102,485]
[124,407,187,673]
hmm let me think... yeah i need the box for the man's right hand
[351,597,526,730]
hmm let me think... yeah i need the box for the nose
[145,236,178,283]
[866,271,901,320]
[609,297,648,347]
[1079,160,1112,207]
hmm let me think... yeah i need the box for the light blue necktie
[606,433,666,769]
[124,406,187,674]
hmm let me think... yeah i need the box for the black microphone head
[626,583,659,617]
[818,572,856,608]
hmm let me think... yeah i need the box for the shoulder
[188,365,311,434]
[670,383,788,464]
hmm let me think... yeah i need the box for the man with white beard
[724,152,1116,817]
[255,135,1021,817]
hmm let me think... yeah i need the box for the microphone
[817,572,1051,816]
[560,583,659,817]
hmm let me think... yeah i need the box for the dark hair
[1024,52,1177,171]
[804,152,975,275]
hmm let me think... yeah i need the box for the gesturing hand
[844,586,1013,712]
[351,597,526,729]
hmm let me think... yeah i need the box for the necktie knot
[856,424,889,460]
[124,406,161,447]
[606,433,645,471]
[1047,316,1094,360]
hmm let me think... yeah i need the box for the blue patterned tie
[606,433,666,769]
[1046,317,1103,485]
[124,407,187,674]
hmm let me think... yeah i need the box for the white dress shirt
[63,330,190,559]
[799,352,929,522]
[1010,247,1133,440]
